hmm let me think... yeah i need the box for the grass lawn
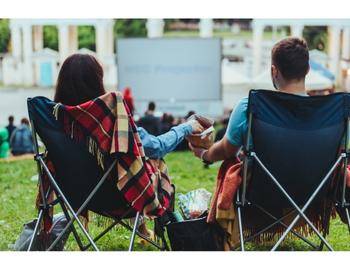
[0,151,349,251]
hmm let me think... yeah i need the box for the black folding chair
[26,96,169,251]
[235,89,350,251]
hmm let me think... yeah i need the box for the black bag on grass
[166,215,224,251]
[14,213,71,251]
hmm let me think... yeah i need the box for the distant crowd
[0,98,229,159]
[136,101,230,151]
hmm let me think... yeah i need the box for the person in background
[6,115,16,144]
[175,111,197,151]
[0,127,10,159]
[215,116,230,142]
[138,101,161,136]
[123,87,135,116]
[10,118,34,156]
[160,113,175,134]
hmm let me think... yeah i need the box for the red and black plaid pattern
[46,91,173,218]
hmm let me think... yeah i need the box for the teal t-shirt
[225,97,248,147]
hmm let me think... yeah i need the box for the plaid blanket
[39,92,173,227]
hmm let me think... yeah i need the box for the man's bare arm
[190,135,240,163]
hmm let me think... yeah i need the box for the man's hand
[188,143,208,160]
[187,119,204,134]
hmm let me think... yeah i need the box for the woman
[54,54,203,159]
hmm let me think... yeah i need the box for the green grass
[0,152,349,251]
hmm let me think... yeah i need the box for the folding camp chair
[26,96,169,251]
[235,89,350,251]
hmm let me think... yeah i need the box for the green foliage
[43,26,58,51]
[303,26,328,51]
[114,19,147,38]
[78,25,96,51]
[0,19,10,53]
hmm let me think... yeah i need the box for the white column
[33,25,43,51]
[106,21,114,55]
[96,22,107,57]
[199,19,213,38]
[291,24,304,38]
[328,25,341,83]
[68,25,78,54]
[252,23,264,77]
[10,25,22,59]
[22,24,34,85]
[342,27,350,60]
[96,20,117,87]
[58,24,70,63]
[146,19,164,38]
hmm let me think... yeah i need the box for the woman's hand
[188,119,204,134]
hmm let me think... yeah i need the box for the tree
[303,26,328,51]
[43,26,58,51]
[0,19,10,53]
[78,26,96,51]
[114,19,147,38]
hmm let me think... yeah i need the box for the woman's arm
[138,123,193,159]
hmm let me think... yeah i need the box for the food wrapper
[186,114,215,149]
[178,188,212,219]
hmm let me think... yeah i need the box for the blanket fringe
[241,208,336,245]
[53,103,60,120]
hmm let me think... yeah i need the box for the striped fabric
[52,91,173,217]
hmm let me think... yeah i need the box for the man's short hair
[272,37,309,81]
[8,115,14,123]
[148,101,156,111]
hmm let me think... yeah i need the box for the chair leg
[128,212,141,251]
[38,159,99,251]
[59,201,85,251]
[237,205,245,251]
[27,210,44,251]
[345,208,350,233]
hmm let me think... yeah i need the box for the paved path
[0,88,54,126]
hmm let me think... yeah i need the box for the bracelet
[200,150,213,164]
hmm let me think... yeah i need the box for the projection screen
[116,38,222,117]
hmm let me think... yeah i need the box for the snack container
[186,114,215,149]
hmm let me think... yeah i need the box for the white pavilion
[2,19,116,87]
[2,19,350,91]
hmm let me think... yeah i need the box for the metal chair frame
[27,118,168,252]
[235,112,350,251]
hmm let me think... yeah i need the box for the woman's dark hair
[54,54,106,105]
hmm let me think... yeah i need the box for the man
[190,37,310,162]
[138,101,161,135]
[6,115,16,144]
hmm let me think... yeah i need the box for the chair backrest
[27,97,128,212]
[245,90,350,211]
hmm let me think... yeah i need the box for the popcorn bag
[186,114,215,149]
[178,188,212,219]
